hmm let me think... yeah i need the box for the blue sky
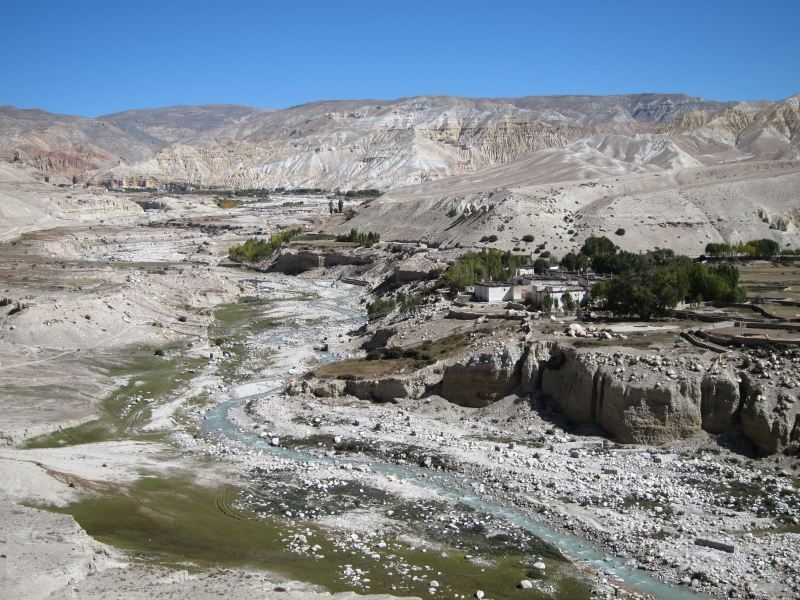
[1,0,797,116]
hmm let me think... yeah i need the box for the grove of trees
[571,236,747,319]
[336,228,381,247]
[228,229,300,262]
[441,248,529,290]
[704,239,781,258]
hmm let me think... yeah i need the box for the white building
[530,283,587,311]
[516,264,560,277]
[473,282,519,303]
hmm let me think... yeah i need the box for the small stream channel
[203,277,708,600]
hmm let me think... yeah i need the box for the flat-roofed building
[473,282,518,302]
[530,283,588,310]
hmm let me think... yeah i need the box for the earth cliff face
[439,343,525,407]
[535,344,800,453]
[539,347,707,444]
[434,340,798,454]
[304,334,799,455]
[741,375,800,454]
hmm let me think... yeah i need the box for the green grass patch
[24,351,203,449]
[314,357,419,379]
[228,229,300,263]
[214,197,243,209]
[46,474,587,599]
[314,332,472,379]
[417,331,471,358]
[209,297,288,383]
[296,233,337,242]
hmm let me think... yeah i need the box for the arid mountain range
[1,93,796,189]
[1,93,799,254]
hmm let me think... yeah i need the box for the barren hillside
[2,93,799,255]
[1,94,741,188]
[336,156,800,256]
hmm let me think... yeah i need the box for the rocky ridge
[0,93,774,189]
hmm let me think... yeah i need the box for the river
[203,275,708,600]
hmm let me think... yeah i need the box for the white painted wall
[474,284,514,302]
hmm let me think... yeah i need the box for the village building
[515,264,560,277]
[473,282,521,303]
[529,282,588,310]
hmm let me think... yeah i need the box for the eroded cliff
[440,340,799,454]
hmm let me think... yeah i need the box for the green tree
[580,236,618,257]
[592,255,746,319]
[541,295,555,316]
[228,229,300,262]
[441,249,529,290]
[561,291,576,315]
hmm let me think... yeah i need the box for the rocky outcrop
[302,378,345,398]
[270,250,322,274]
[323,252,374,268]
[269,248,375,274]
[700,370,742,433]
[596,374,702,444]
[535,345,800,453]
[439,343,525,407]
[394,254,445,283]
[439,341,739,444]
[740,376,800,454]
[343,378,417,403]
[519,340,555,396]
[538,348,705,444]
[308,335,798,454]
[301,368,435,403]
[362,328,397,352]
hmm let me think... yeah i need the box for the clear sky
[1,0,797,117]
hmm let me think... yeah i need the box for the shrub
[215,197,242,209]
[615,228,625,236]
[336,228,380,247]
[228,229,300,262]
[367,298,396,316]
[522,234,535,243]
[541,295,555,316]
[382,347,403,359]
[561,292,576,314]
